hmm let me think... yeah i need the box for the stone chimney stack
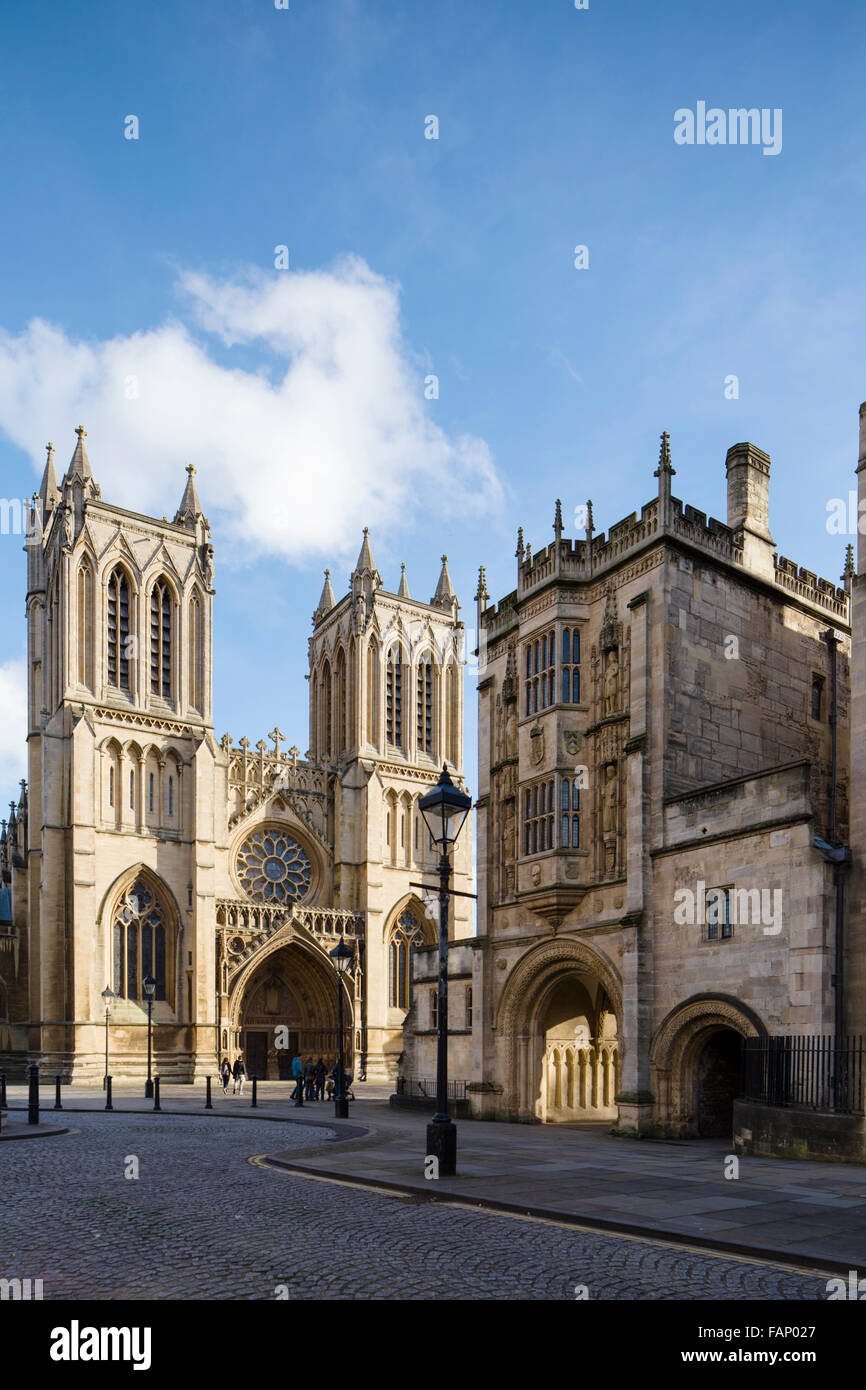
[725,442,774,578]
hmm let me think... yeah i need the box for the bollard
[153,1075,161,1111]
[205,1076,213,1110]
[105,1075,114,1111]
[0,1071,6,1109]
[251,1076,257,1109]
[28,1063,39,1125]
[54,1075,63,1111]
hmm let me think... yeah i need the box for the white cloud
[0,257,502,565]
[0,659,26,795]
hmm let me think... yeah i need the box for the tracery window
[188,593,203,712]
[388,909,426,1010]
[112,878,168,1002]
[107,568,131,691]
[150,580,172,698]
[525,631,555,716]
[77,562,94,689]
[386,650,403,747]
[236,827,312,905]
[524,778,555,855]
[417,659,433,754]
[561,776,580,849]
[561,627,581,704]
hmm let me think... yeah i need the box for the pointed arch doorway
[231,941,353,1080]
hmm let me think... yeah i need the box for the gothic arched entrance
[495,938,623,1124]
[230,942,353,1081]
[650,995,765,1137]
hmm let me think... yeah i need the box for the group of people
[219,1054,246,1095]
[290,1054,353,1106]
[217,1051,352,1104]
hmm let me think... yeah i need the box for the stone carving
[602,763,618,835]
[530,727,545,767]
[603,650,619,716]
[563,730,582,757]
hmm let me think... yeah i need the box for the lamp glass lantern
[330,937,354,973]
[143,974,156,999]
[101,985,116,1014]
[418,765,471,850]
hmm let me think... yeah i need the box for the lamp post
[329,936,354,1119]
[101,985,116,1091]
[418,764,471,1177]
[143,974,156,1099]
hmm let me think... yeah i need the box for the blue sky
[0,0,864,796]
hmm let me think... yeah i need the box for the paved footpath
[0,1109,832,1300]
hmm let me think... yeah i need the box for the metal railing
[395,1076,467,1101]
[741,1035,865,1115]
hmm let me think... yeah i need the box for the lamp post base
[334,1097,349,1119]
[145,1080,154,1099]
[426,1116,457,1177]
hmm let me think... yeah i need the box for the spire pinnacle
[66,425,93,482]
[431,554,457,609]
[515,527,525,561]
[553,498,563,542]
[313,568,337,623]
[39,441,60,511]
[397,562,410,599]
[174,462,205,527]
[654,430,675,477]
[474,564,489,602]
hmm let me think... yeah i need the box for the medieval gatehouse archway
[650,994,767,1138]
[495,938,623,1123]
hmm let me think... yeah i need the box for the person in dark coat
[314,1057,327,1101]
[220,1057,231,1095]
[232,1054,246,1096]
[291,1052,304,1106]
[304,1057,316,1101]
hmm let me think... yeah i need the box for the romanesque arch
[495,936,623,1123]
[650,993,767,1135]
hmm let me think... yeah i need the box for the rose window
[236,828,312,904]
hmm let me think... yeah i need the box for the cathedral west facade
[0,428,472,1083]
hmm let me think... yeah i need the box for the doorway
[245,1031,269,1080]
[696,1029,742,1137]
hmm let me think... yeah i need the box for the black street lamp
[101,985,116,1091]
[329,936,354,1119]
[418,764,472,1177]
[143,974,156,1099]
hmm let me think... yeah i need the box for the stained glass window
[113,878,167,1001]
[236,827,312,905]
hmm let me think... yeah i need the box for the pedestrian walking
[220,1057,231,1095]
[291,1051,304,1106]
[232,1054,246,1096]
[314,1056,327,1101]
[304,1056,316,1101]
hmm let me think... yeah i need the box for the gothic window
[236,827,312,905]
[335,649,346,755]
[525,631,555,715]
[388,909,426,1010]
[150,580,172,698]
[561,627,581,705]
[366,639,379,747]
[77,561,94,689]
[112,877,169,1002]
[466,985,473,1028]
[168,775,174,817]
[109,766,114,807]
[321,661,332,759]
[431,989,438,1029]
[148,773,154,812]
[417,659,433,754]
[561,777,580,849]
[524,778,555,855]
[129,769,135,810]
[386,649,403,747]
[188,592,203,712]
[446,663,459,764]
[107,568,131,691]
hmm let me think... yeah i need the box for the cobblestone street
[0,1114,831,1300]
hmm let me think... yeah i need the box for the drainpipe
[816,631,851,1100]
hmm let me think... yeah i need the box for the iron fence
[741,1035,865,1114]
[395,1076,467,1101]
